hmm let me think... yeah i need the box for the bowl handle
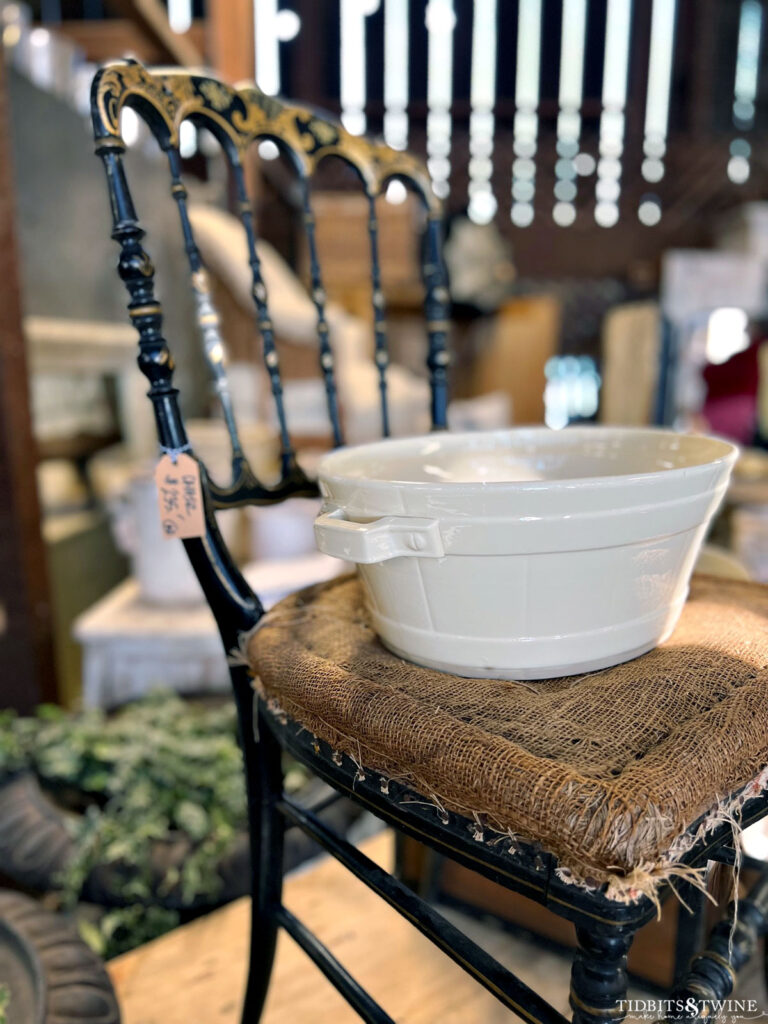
[314,508,444,563]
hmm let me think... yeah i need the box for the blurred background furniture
[75,552,342,708]
[26,315,154,457]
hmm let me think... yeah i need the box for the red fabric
[702,340,759,444]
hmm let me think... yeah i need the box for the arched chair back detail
[90,59,450,645]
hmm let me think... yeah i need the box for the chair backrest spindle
[165,145,246,463]
[424,214,451,430]
[90,59,450,640]
[228,153,298,474]
[299,180,344,448]
[366,190,391,438]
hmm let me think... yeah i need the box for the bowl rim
[317,426,740,493]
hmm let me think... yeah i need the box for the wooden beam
[206,0,254,82]
[0,51,57,710]
[54,18,207,65]
[103,0,204,67]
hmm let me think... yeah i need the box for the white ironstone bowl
[314,427,738,680]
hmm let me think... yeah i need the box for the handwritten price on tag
[154,452,205,540]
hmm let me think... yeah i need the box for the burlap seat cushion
[248,573,768,895]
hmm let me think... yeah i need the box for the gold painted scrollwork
[92,60,439,211]
[199,80,232,112]
[94,62,179,143]
[307,117,338,146]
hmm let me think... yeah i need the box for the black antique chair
[89,60,768,1024]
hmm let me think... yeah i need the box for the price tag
[154,452,205,540]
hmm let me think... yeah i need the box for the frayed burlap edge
[555,764,768,910]
[228,618,272,667]
[246,665,768,909]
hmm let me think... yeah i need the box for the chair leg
[231,670,284,1023]
[671,879,707,988]
[670,867,768,1022]
[569,924,634,1024]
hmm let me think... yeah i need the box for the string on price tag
[154,452,205,540]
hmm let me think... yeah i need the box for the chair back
[90,60,449,646]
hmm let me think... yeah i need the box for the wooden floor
[109,829,767,1023]
[109,830,579,1023]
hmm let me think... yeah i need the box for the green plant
[0,983,9,1024]
[0,709,28,778]
[0,693,255,957]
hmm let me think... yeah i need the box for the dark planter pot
[0,774,74,893]
[0,771,248,911]
[0,772,362,914]
[81,830,252,913]
[0,890,120,1024]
